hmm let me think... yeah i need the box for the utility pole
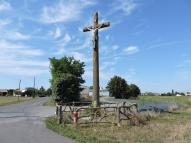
[18,80,21,101]
[83,12,110,107]
[33,76,35,98]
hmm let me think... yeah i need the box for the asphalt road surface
[0,97,75,143]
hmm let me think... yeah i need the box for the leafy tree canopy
[106,76,127,98]
[129,84,141,98]
[38,86,46,97]
[49,56,85,103]
[106,75,141,99]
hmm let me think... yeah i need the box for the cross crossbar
[83,22,110,32]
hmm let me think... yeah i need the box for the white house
[176,94,182,97]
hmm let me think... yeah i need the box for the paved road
[0,97,75,143]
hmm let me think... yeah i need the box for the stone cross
[83,12,110,107]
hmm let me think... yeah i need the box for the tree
[106,76,127,98]
[24,87,37,97]
[129,84,141,98]
[49,56,85,103]
[38,86,46,97]
[106,76,141,99]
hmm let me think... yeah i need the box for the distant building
[0,89,8,96]
[89,89,109,96]
[81,86,109,97]
[80,86,89,97]
[185,92,191,96]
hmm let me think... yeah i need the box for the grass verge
[0,96,32,106]
[46,117,119,143]
[43,97,56,106]
[46,109,191,143]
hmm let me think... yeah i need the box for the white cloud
[18,48,44,56]
[108,0,138,16]
[105,35,110,41]
[54,48,66,55]
[71,52,91,62]
[176,59,191,68]
[112,45,119,50]
[73,36,91,51]
[0,28,31,41]
[0,1,11,11]
[54,48,91,62]
[100,61,116,71]
[110,0,138,16]
[0,67,48,76]
[41,0,96,23]
[100,46,110,56]
[71,52,85,61]
[63,33,71,43]
[125,68,136,81]
[55,33,72,47]
[0,39,44,57]
[0,60,48,67]
[49,27,62,39]
[0,19,11,26]
[56,33,71,42]
[185,60,191,63]
[9,31,31,40]
[123,46,139,55]
[0,39,47,76]
[83,67,114,81]
[146,40,191,50]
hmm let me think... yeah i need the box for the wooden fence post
[123,102,126,114]
[58,105,63,124]
[56,103,59,117]
[116,107,121,127]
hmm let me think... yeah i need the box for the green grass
[139,96,191,107]
[46,111,191,143]
[0,96,32,106]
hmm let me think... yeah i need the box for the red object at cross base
[72,112,78,123]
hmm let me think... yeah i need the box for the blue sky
[0,0,191,93]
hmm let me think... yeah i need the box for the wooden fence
[56,101,139,126]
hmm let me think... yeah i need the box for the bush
[129,84,141,98]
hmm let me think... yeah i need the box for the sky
[0,0,191,93]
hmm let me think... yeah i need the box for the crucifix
[83,12,110,107]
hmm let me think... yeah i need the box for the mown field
[0,96,32,106]
[46,96,191,143]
